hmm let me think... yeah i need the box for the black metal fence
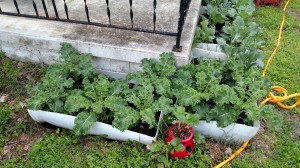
[0,0,191,52]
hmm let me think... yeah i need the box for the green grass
[0,52,45,99]
[0,130,212,168]
[224,1,300,167]
[254,1,300,112]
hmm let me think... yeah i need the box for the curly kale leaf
[140,108,156,128]
[91,101,103,114]
[210,84,242,106]
[28,94,49,110]
[109,80,129,96]
[48,99,64,113]
[105,96,127,111]
[192,103,210,119]
[152,97,173,115]
[154,52,177,77]
[152,77,171,97]
[112,107,140,131]
[175,88,201,107]
[126,77,154,110]
[173,106,201,126]
[64,96,91,114]
[60,43,96,78]
[74,112,97,136]
[207,105,239,127]
[172,68,194,90]
[83,75,110,101]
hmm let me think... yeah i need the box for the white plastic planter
[192,43,227,60]
[28,110,162,145]
[192,120,260,144]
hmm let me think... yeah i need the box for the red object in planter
[166,124,194,159]
[255,0,283,7]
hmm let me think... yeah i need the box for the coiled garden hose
[214,0,300,167]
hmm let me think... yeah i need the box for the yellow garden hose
[214,0,300,167]
[214,141,249,168]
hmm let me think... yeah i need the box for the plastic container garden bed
[27,44,166,145]
[193,120,260,143]
[28,44,281,148]
[28,110,162,145]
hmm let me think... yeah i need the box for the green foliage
[28,42,281,133]
[189,58,280,128]
[0,53,19,92]
[204,0,255,25]
[74,112,97,135]
[1,130,211,167]
[194,132,206,144]
[150,138,186,167]
[28,44,177,135]
[173,106,201,126]
[0,104,11,134]
[193,19,216,44]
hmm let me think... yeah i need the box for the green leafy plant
[193,19,216,44]
[196,0,256,46]
[150,138,185,166]
[204,0,255,23]
[27,44,171,136]
[28,41,282,137]
[218,16,265,69]
[0,52,19,92]
[172,57,282,129]
[0,104,11,134]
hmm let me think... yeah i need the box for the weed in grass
[1,130,213,168]
[0,104,12,147]
[0,51,46,99]
[0,55,19,93]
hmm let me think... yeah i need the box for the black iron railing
[0,0,191,52]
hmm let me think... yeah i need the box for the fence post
[172,0,186,52]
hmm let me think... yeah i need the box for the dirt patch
[0,56,47,161]
[171,123,192,140]
[250,120,277,153]
[0,130,44,160]
[206,140,235,164]
[284,111,300,140]
[0,103,49,161]
[288,9,300,21]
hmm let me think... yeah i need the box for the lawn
[0,1,300,167]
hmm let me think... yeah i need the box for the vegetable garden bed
[26,1,282,160]
[28,110,162,145]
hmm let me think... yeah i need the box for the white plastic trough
[193,120,260,144]
[28,110,162,145]
[192,43,227,60]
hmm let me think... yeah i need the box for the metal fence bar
[153,0,156,31]
[173,0,191,52]
[0,11,177,36]
[105,0,111,25]
[13,0,20,14]
[51,0,59,19]
[63,0,69,20]
[0,0,192,52]
[129,0,133,28]
[41,0,49,18]
[32,0,39,17]
[84,0,90,23]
